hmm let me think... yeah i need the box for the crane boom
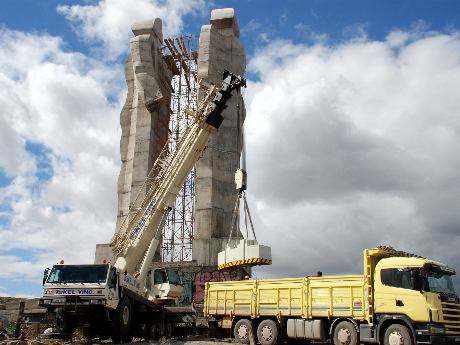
[110,71,245,284]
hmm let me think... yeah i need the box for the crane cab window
[153,270,168,285]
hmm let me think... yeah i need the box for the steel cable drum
[217,239,272,270]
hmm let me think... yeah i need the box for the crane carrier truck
[39,71,245,342]
[205,246,460,345]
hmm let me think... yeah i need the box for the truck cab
[40,264,119,310]
[374,257,460,343]
[39,263,183,339]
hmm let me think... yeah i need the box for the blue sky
[1,0,460,297]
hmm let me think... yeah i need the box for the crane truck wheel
[332,321,358,345]
[257,319,281,345]
[383,324,413,345]
[111,297,132,339]
[234,319,253,344]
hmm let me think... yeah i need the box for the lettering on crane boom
[123,275,140,289]
[130,198,157,240]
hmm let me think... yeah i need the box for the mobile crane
[39,71,245,342]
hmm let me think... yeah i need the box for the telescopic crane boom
[110,71,245,297]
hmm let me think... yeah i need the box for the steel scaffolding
[161,35,198,262]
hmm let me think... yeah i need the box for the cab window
[381,268,413,289]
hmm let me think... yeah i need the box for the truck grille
[442,302,460,334]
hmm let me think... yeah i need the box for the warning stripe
[218,258,272,270]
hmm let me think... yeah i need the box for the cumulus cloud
[247,33,460,287]
[0,28,121,287]
[57,0,205,57]
[1,1,460,298]
[0,0,206,295]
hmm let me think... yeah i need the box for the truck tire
[384,324,413,345]
[333,321,358,345]
[234,319,253,344]
[257,319,281,345]
[112,297,132,338]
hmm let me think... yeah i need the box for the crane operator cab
[151,268,183,303]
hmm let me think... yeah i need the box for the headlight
[90,299,101,304]
[429,325,445,334]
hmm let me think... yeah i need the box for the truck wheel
[333,321,358,345]
[384,324,412,345]
[257,319,281,345]
[112,297,132,337]
[234,319,253,344]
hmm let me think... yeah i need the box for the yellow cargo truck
[204,246,460,345]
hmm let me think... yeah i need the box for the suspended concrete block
[217,239,272,270]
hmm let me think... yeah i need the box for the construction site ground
[0,297,331,345]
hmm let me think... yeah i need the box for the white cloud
[57,0,205,57]
[247,33,460,286]
[0,0,205,295]
[0,28,121,285]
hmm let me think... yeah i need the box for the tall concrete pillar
[192,9,246,266]
[116,19,172,236]
[96,19,172,263]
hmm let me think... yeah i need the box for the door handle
[396,300,404,306]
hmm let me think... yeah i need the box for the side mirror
[109,268,118,287]
[42,268,50,286]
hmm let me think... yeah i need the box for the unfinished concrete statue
[192,8,246,266]
[116,19,172,236]
[96,10,246,272]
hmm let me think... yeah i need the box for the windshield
[424,269,456,295]
[47,264,109,284]
[153,269,181,285]
[166,269,181,285]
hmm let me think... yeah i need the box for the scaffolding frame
[161,35,198,262]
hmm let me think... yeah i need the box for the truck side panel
[257,279,304,317]
[205,275,367,320]
[206,281,254,316]
[308,276,366,319]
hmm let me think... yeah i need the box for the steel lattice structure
[161,35,198,262]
